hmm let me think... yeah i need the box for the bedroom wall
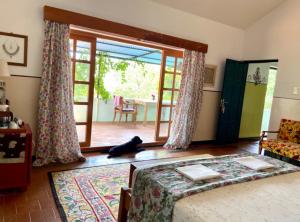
[0,0,245,143]
[244,0,300,131]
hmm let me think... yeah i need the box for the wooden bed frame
[118,163,136,222]
[118,187,131,222]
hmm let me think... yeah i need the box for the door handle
[220,99,228,114]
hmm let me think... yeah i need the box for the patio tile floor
[90,122,168,147]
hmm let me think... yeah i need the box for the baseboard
[82,140,216,153]
[92,121,156,124]
[191,140,216,145]
[238,137,260,141]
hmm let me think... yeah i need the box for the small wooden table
[0,124,32,190]
[125,98,176,126]
[134,99,157,126]
[125,98,157,126]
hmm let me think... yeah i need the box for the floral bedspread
[127,153,300,222]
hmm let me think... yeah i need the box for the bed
[118,154,300,222]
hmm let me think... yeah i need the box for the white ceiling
[149,0,285,29]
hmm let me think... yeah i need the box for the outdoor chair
[113,96,137,124]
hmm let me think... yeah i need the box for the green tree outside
[73,50,177,102]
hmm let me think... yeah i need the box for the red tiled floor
[0,141,259,222]
[89,122,168,147]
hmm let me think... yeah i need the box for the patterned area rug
[49,163,130,222]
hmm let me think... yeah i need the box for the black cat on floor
[107,136,144,158]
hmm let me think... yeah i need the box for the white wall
[244,0,300,131]
[1,0,244,84]
[0,0,245,141]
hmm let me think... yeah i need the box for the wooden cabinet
[0,124,32,190]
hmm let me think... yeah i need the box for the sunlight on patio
[74,39,182,147]
[73,38,181,147]
[90,122,169,147]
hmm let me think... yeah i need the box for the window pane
[74,105,87,122]
[159,122,169,138]
[75,63,90,82]
[76,125,86,142]
[175,75,181,89]
[165,56,175,72]
[160,106,171,121]
[162,90,172,105]
[163,73,174,89]
[74,84,89,102]
[176,58,183,73]
[76,41,91,61]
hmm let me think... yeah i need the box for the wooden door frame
[155,50,167,142]
[70,29,183,53]
[70,29,183,149]
[155,50,183,141]
[243,59,278,64]
[70,33,96,147]
[70,29,183,148]
[238,59,278,140]
[44,6,208,53]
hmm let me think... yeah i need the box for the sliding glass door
[155,50,183,141]
[70,34,96,147]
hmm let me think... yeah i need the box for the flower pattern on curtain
[164,50,205,150]
[33,20,84,166]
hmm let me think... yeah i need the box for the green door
[216,59,248,144]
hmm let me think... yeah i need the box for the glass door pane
[70,34,96,147]
[155,50,183,141]
[75,63,91,81]
[74,84,89,102]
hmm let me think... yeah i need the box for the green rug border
[48,162,131,222]
[48,171,68,222]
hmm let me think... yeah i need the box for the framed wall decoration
[0,81,6,105]
[0,32,28,66]
[204,64,217,87]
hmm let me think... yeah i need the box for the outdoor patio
[73,37,177,147]
[90,122,168,147]
[75,97,172,147]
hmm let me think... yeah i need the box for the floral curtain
[34,20,85,166]
[164,50,205,150]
